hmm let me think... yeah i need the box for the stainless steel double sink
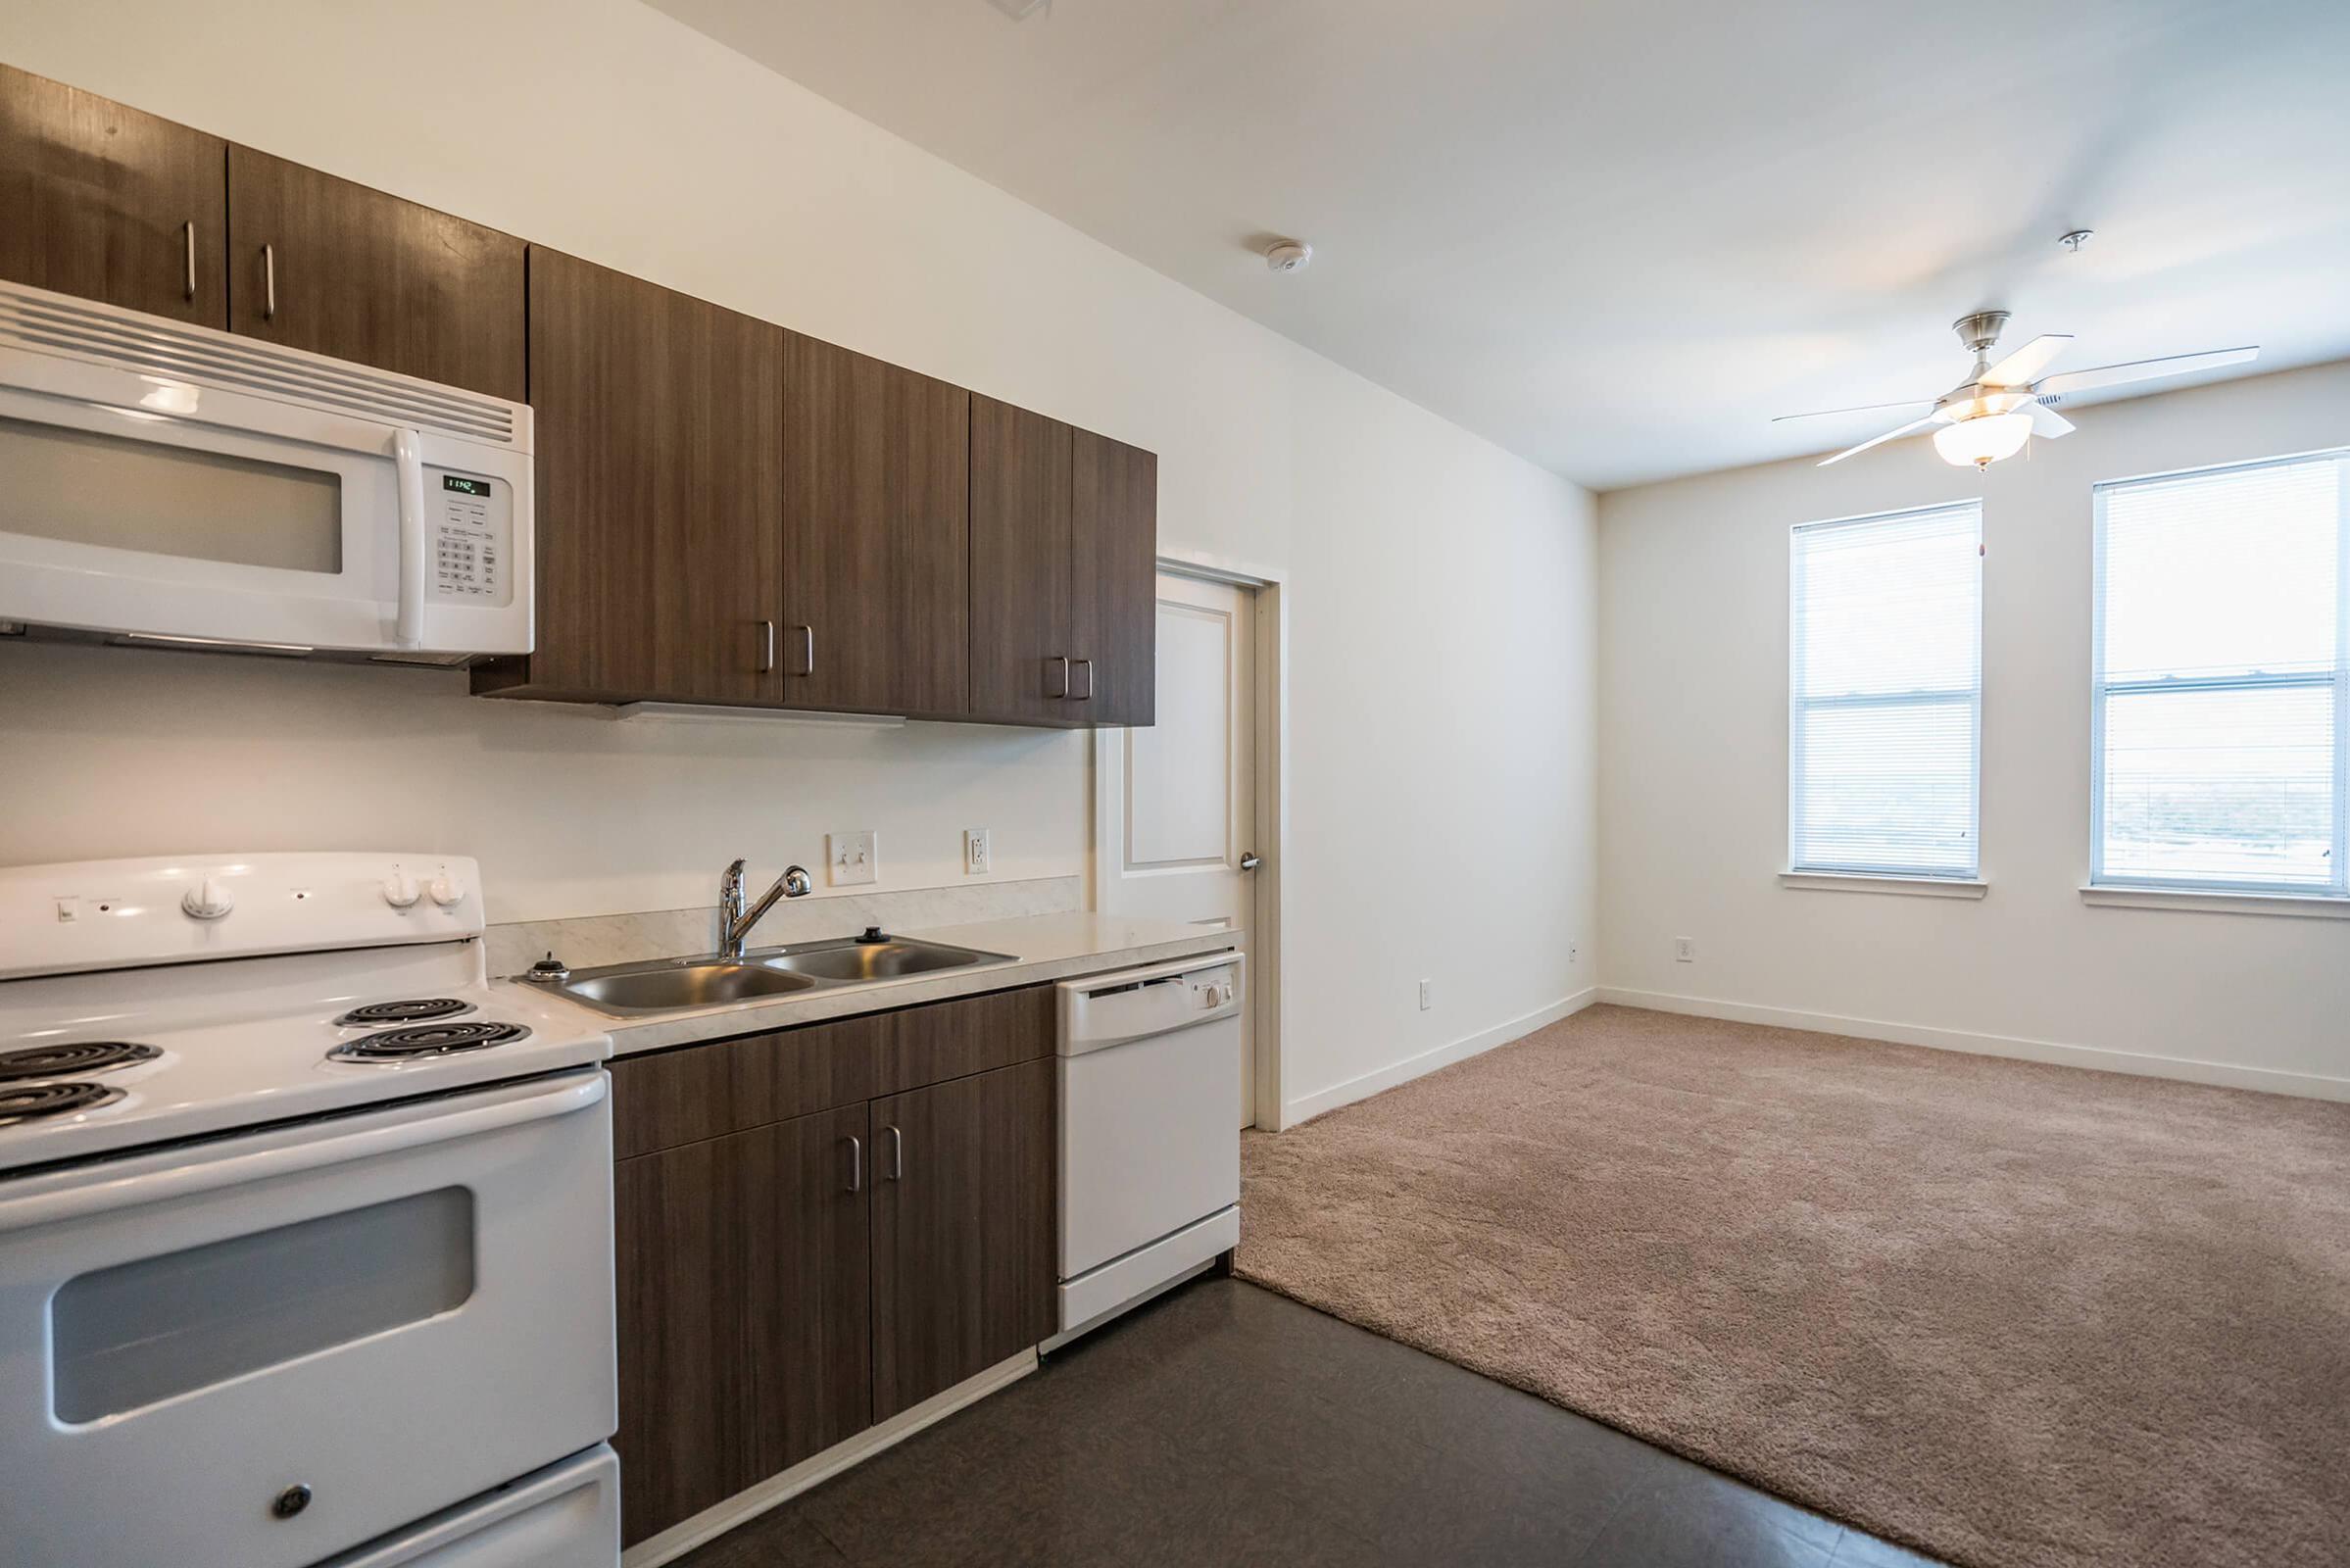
[541,934,1015,1017]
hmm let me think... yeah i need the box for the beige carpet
[1237,1004,2350,1568]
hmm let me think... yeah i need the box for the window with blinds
[2093,451,2349,897]
[1789,503,1983,878]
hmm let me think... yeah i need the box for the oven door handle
[393,426,428,649]
[0,1072,606,1236]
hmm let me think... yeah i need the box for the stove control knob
[180,876,234,921]
[428,873,465,909]
[382,871,421,909]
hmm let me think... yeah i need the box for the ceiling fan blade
[1772,397,1937,423]
[2035,346,2259,397]
[2026,402,2075,439]
[1818,414,1942,466]
[1980,333,2074,388]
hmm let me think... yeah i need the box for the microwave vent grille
[0,287,519,445]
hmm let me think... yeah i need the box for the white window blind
[2092,451,2349,896]
[1790,503,1983,878]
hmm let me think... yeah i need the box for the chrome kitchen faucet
[718,858,813,959]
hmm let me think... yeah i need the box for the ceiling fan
[1778,312,2259,469]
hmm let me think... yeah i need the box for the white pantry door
[1097,570,1258,1126]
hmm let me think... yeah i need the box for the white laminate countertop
[549,911,1241,1057]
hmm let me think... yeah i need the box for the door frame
[1090,550,1290,1132]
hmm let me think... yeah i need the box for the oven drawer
[0,1072,615,1568]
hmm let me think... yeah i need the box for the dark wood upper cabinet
[615,1102,871,1548]
[1070,428,1158,727]
[4,69,1158,730]
[870,1055,1056,1422]
[0,63,226,327]
[780,335,969,717]
[224,146,523,399]
[479,248,784,706]
[967,396,1075,724]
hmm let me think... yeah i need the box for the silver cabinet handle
[1046,656,1069,699]
[263,242,277,320]
[884,1124,903,1181]
[1240,852,1261,871]
[1071,658,1095,701]
[794,625,814,677]
[183,221,197,302]
[845,1133,863,1193]
[757,620,777,673]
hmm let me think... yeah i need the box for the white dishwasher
[1054,951,1245,1342]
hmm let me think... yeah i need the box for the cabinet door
[0,64,225,326]
[614,1104,871,1547]
[1070,428,1158,727]
[781,334,969,716]
[968,396,1073,724]
[870,1056,1056,1421]
[521,248,784,704]
[225,146,523,399]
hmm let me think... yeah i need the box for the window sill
[1780,871,1987,900]
[2079,885,2350,920]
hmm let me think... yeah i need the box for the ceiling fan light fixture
[1933,411,2032,470]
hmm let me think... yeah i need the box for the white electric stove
[0,853,620,1568]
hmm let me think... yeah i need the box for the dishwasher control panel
[1057,953,1244,1055]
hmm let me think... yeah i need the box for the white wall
[0,0,1596,1120]
[1598,361,2350,1098]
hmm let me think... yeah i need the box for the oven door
[0,1072,614,1568]
[0,282,531,657]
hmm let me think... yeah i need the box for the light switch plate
[827,830,878,887]
[965,828,991,875]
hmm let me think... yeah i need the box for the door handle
[1046,656,1070,699]
[845,1133,863,1193]
[392,428,427,650]
[793,625,815,677]
[1071,658,1095,701]
[757,620,776,673]
[183,221,198,302]
[884,1124,904,1181]
[0,1074,605,1234]
[263,242,277,321]
[1239,853,1261,871]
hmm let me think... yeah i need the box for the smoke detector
[1263,239,1313,274]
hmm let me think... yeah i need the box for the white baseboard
[1592,987,2350,1103]
[620,1348,1038,1567]
[1280,988,1598,1126]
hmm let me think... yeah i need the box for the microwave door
[0,383,407,652]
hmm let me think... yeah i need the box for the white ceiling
[647,0,2350,491]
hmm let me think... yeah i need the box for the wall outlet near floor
[827,829,878,887]
[1418,978,1434,1011]
[964,827,991,875]
[1674,936,1696,963]
[1568,943,1579,965]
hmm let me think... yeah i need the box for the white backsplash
[485,875,1082,977]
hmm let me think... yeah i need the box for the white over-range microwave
[0,279,532,662]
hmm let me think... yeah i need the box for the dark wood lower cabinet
[871,1056,1057,1421]
[610,988,1055,1545]
[615,1102,871,1546]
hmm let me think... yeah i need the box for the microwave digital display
[442,475,492,497]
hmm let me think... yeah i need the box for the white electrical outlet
[1674,936,1696,962]
[827,830,878,887]
[1418,978,1434,1011]
[1569,944,1579,965]
[964,827,991,875]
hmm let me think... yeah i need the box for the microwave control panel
[429,471,513,606]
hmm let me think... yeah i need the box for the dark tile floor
[680,1278,1943,1568]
